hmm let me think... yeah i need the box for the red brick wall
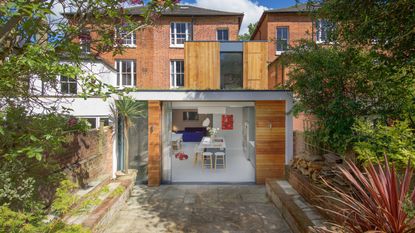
[100,15,241,89]
[264,13,313,62]
[58,127,113,187]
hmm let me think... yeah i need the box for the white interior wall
[212,107,243,150]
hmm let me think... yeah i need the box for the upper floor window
[115,60,136,87]
[170,22,192,47]
[316,19,332,43]
[60,76,77,95]
[170,60,184,88]
[276,27,289,55]
[217,29,229,41]
[220,52,243,89]
[119,29,136,47]
[79,30,91,53]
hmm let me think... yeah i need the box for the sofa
[181,127,207,142]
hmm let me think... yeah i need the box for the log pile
[292,152,344,182]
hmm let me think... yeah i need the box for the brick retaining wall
[58,127,113,187]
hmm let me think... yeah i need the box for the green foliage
[51,180,79,216]
[353,120,415,169]
[238,22,257,41]
[0,205,91,233]
[282,42,415,153]
[0,107,90,161]
[111,97,147,172]
[110,186,125,198]
[312,0,415,62]
[0,107,89,212]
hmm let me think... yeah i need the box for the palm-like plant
[316,155,415,233]
[111,97,146,174]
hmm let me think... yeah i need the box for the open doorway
[161,101,256,183]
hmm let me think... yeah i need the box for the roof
[127,5,244,17]
[265,4,315,13]
[250,4,317,40]
[62,4,243,17]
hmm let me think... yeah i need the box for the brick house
[99,5,243,89]
[251,4,327,131]
[49,5,295,187]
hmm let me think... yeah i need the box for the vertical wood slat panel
[255,101,286,184]
[184,42,220,89]
[147,101,162,187]
[243,42,269,90]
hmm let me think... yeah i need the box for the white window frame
[79,30,91,54]
[217,28,229,41]
[170,60,184,88]
[170,22,192,48]
[60,75,78,95]
[78,117,111,129]
[276,27,289,55]
[119,30,136,47]
[316,19,329,44]
[115,60,136,87]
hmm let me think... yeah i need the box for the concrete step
[64,171,137,232]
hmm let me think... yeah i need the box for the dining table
[198,136,226,151]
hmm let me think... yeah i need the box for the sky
[182,0,303,34]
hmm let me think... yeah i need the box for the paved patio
[104,185,292,233]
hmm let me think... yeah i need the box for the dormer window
[170,22,192,47]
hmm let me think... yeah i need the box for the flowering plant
[207,127,220,137]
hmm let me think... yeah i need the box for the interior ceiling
[172,101,254,109]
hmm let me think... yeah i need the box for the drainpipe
[191,16,195,40]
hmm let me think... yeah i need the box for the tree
[0,0,179,223]
[0,0,179,111]
[111,97,147,174]
[238,22,257,41]
[283,0,415,154]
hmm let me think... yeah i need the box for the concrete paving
[103,185,292,233]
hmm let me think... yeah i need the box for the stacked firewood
[292,153,343,182]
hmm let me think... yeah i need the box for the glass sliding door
[161,102,173,183]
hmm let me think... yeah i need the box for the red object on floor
[175,152,188,160]
[222,114,234,130]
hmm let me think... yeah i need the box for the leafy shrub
[0,205,91,233]
[353,120,415,168]
[316,155,415,233]
[51,180,79,216]
[0,107,89,212]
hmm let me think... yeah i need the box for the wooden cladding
[255,101,286,184]
[184,42,220,89]
[147,101,162,187]
[243,42,268,89]
[184,41,269,90]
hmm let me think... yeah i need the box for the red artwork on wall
[222,115,234,130]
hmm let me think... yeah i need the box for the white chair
[193,144,203,165]
[202,152,213,169]
[214,151,226,169]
